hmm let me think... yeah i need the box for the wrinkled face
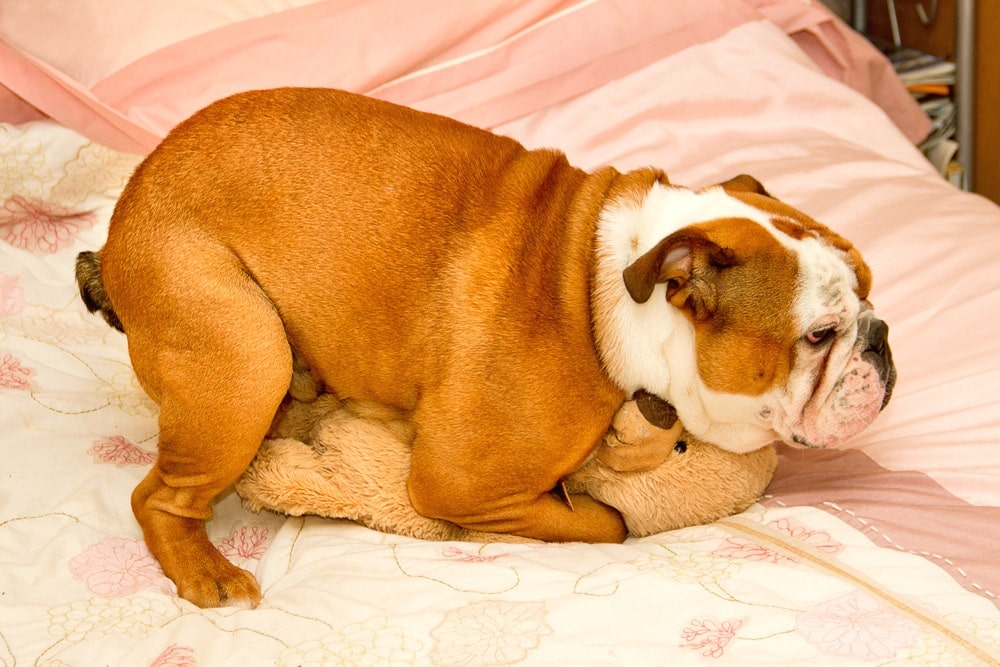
[683,210,895,451]
[594,173,896,453]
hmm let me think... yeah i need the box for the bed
[2,1,999,664]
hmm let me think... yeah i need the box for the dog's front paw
[174,547,261,609]
[140,513,263,609]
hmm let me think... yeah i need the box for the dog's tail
[75,250,124,332]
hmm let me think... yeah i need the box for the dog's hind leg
[110,255,293,608]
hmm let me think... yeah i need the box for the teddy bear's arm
[595,398,684,472]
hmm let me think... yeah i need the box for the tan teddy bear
[235,389,776,541]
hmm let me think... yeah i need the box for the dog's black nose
[866,318,888,357]
[862,317,895,409]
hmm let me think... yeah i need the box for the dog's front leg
[407,432,628,543]
[409,473,627,543]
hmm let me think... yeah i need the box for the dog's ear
[622,228,736,320]
[718,174,771,198]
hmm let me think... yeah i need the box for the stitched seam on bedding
[718,516,1000,666]
[825,499,997,602]
[766,494,998,603]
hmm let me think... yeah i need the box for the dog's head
[594,172,895,453]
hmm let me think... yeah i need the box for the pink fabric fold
[369,0,760,128]
[0,0,926,155]
[0,39,159,153]
[744,0,930,144]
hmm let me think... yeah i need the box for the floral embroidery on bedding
[714,515,843,564]
[53,142,141,203]
[0,194,95,255]
[48,595,177,642]
[429,600,553,666]
[441,545,510,563]
[1,125,137,255]
[655,549,742,585]
[796,591,921,659]
[279,616,424,667]
[1,127,138,203]
[151,644,196,667]
[0,350,34,390]
[68,537,174,597]
[392,543,521,594]
[0,131,51,193]
[96,369,158,417]
[68,523,273,598]
[681,617,745,659]
[216,522,272,565]
[88,434,158,466]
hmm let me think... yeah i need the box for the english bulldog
[76,88,894,608]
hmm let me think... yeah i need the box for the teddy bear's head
[566,399,776,536]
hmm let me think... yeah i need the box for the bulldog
[76,88,894,608]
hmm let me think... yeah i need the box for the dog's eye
[674,440,687,454]
[805,327,835,346]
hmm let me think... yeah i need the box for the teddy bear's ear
[622,227,736,320]
[633,390,677,430]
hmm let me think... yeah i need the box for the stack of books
[885,46,963,186]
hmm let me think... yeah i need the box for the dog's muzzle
[860,314,896,409]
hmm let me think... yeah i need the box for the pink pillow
[744,0,930,144]
[0,0,759,153]
[0,0,927,153]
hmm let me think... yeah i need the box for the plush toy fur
[236,389,776,541]
[566,405,775,537]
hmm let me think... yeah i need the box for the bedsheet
[2,2,1000,665]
